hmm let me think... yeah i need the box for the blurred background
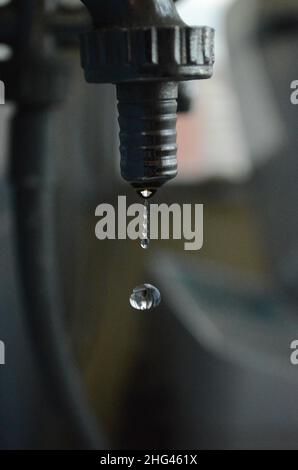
[1,0,298,449]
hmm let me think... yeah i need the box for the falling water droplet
[129,283,161,311]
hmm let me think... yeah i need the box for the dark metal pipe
[3,0,106,449]
[10,106,105,449]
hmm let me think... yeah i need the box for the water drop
[138,189,155,199]
[129,284,161,311]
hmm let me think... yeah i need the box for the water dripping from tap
[129,188,161,311]
[140,198,150,250]
[138,188,155,250]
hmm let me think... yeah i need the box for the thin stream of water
[130,189,161,311]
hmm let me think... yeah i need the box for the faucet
[0,0,214,448]
[80,0,215,191]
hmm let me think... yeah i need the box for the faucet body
[80,0,215,190]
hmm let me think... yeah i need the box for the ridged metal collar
[81,25,215,83]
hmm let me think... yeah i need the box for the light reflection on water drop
[138,189,155,199]
[129,284,161,311]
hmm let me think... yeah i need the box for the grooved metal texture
[117,82,178,187]
[81,25,215,83]
[80,0,215,188]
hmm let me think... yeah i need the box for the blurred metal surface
[226,0,298,299]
